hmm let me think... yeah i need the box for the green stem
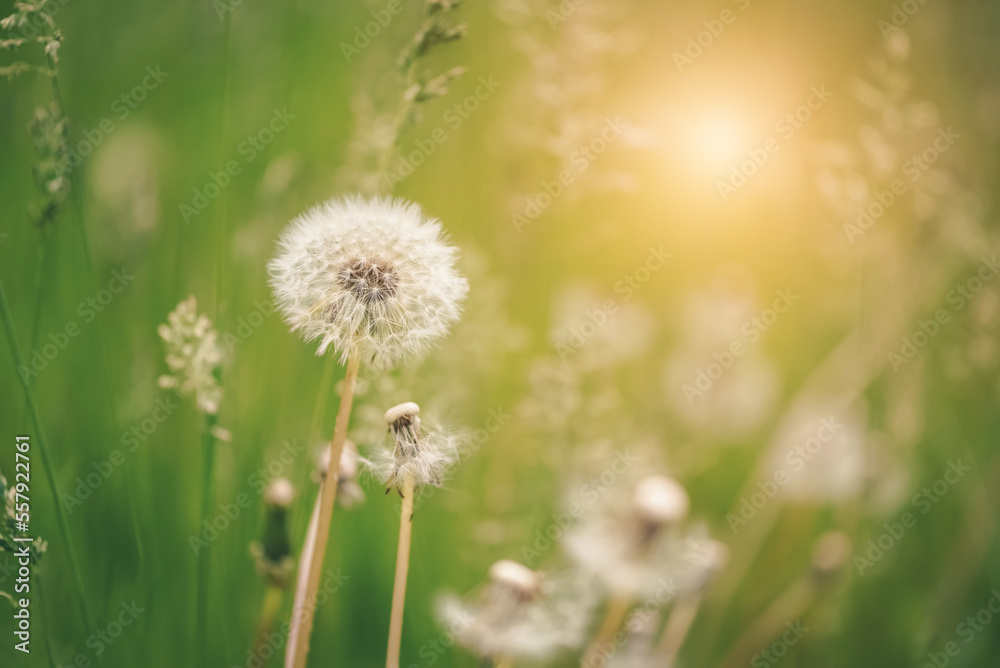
[214,11,232,323]
[48,50,145,571]
[0,279,95,637]
[196,412,218,666]
[376,59,419,195]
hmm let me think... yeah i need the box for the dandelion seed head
[268,195,468,368]
[565,477,721,598]
[437,567,593,661]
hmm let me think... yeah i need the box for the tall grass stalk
[48,48,146,571]
[197,11,232,663]
[385,476,416,668]
[197,412,219,665]
[286,355,361,668]
[0,279,95,636]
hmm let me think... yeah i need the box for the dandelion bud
[811,531,851,582]
[631,475,690,537]
[265,478,295,509]
[251,478,296,588]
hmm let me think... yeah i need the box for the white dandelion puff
[157,296,224,414]
[437,560,594,662]
[565,475,722,598]
[367,402,461,491]
[268,195,468,368]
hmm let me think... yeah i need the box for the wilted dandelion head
[268,195,468,368]
[157,296,224,414]
[264,477,295,509]
[367,401,461,491]
[437,562,593,661]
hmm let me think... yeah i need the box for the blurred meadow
[2,0,1000,666]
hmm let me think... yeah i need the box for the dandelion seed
[268,195,468,368]
[157,296,224,414]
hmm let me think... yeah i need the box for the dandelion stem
[386,476,416,668]
[286,488,322,666]
[0,279,95,637]
[291,352,339,539]
[582,596,632,668]
[656,594,702,667]
[286,355,361,668]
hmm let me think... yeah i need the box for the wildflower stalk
[0,279,95,637]
[196,411,219,665]
[286,355,361,668]
[214,10,232,320]
[385,475,416,668]
[582,596,632,668]
[198,23,232,660]
[375,59,419,192]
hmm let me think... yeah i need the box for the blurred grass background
[2,0,1000,666]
